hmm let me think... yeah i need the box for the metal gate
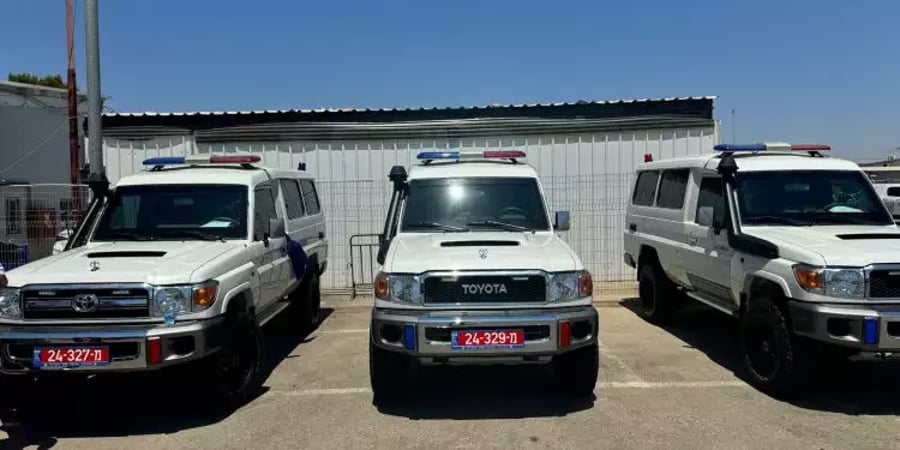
[349,233,381,298]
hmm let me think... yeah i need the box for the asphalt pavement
[2,295,900,450]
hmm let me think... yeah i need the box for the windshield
[736,170,892,226]
[93,184,249,241]
[400,177,550,232]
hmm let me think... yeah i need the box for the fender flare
[221,282,254,314]
[742,270,792,303]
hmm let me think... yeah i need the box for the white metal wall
[102,127,716,291]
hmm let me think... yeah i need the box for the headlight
[0,288,21,319]
[374,272,422,304]
[793,265,865,299]
[548,271,593,302]
[152,281,219,323]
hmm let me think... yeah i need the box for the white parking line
[267,380,747,397]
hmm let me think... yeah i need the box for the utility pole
[66,0,82,217]
[84,0,106,187]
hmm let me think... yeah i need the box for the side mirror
[269,218,286,238]
[555,211,571,232]
[376,239,390,266]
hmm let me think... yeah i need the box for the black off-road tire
[740,297,811,397]
[204,313,266,410]
[291,270,321,334]
[554,342,600,398]
[638,263,678,325]
[369,342,410,403]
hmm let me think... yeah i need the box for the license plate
[33,346,110,369]
[451,330,525,350]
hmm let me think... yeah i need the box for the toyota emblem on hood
[478,248,489,259]
[89,260,101,272]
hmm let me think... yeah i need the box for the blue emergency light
[141,155,262,166]
[863,317,878,345]
[415,150,527,161]
[713,143,831,152]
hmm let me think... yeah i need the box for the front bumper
[0,317,224,373]
[371,306,598,365]
[789,300,900,352]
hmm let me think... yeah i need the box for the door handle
[628,223,637,232]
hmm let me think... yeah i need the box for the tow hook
[874,352,893,360]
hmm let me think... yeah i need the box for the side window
[253,185,277,240]
[656,169,690,209]
[632,171,659,206]
[695,177,724,227]
[299,179,321,215]
[279,179,305,219]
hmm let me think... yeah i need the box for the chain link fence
[0,184,89,269]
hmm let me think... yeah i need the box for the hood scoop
[85,251,167,258]
[440,240,519,247]
[836,234,900,240]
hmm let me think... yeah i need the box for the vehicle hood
[743,225,900,266]
[7,240,244,286]
[386,232,581,273]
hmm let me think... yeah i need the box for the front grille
[869,270,900,298]
[424,325,551,342]
[22,287,150,320]
[422,274,546,304]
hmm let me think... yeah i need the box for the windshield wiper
[466,220,532,232]
[405,222,469,232]
[158,229,225,241]
[743,215,813,226]
[99,230,155,241]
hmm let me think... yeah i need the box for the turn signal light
[793,265,824,292]
[374,273,389,299]
[193,285,218,308]
[579,271,593,297]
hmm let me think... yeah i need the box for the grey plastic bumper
[371,306,598,364]
[789,300,900,352]
[0,317,224,373]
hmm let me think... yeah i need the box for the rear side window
[632,171,659,206]
[656,170,690,209]
[888,187,900,197]
[279,179,305,219]
[253,185,277,240]
[300,179,321,215]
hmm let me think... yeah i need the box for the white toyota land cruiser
[0,154,327,407]
[624,143,900,396]
[369,150,598,401]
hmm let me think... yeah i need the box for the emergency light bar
[415,150,526,162]
[142,155,262,166]
[713,143,831,152]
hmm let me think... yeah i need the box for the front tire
[740,297,809,397]
[205,313,265,409]
[292,270,321,334]
[638,263,677,325]
[369,342,411,403]
[554,342,599,398]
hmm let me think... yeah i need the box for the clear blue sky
[2,0,898,160]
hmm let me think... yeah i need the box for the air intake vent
[439,240,519,247]
[86,251,167,258]
[835,234,900,240]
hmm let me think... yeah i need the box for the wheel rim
[639,275,656,314]
[745,323,779,380]
[217,330,259,396]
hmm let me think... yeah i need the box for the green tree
[8,72,66,89]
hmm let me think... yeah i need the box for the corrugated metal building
[100,96,719,291]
